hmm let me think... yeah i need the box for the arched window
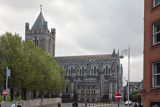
[92,69,94,74]
[33,37,39,46]
[94,66,96,72]
[106,66,108,74]
[108,68,110,74]
[94,69,97,74]
[80,69,82,75]
[71,67,73,72]
[48,39,52,53]
[69,69,71,75]
[82,67,84,72]
[82,70,84,75]
[66,85,69,93]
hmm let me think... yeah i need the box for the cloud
[121,54,143,82]
[45,0,144,57]
[71,0,144,56]
[0,0,44,11]
[0,0,144,81]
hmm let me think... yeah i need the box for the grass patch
[0,96,11,102]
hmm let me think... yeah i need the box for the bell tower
[25,6,56,57]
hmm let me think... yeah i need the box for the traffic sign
[115,92,122,100]
[2,90,8,96]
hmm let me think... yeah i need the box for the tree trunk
[33,90,36,99]
[24,88,27,100]
[21,88,24,100]
[10,88,14,101]
[21,88,27,100]
[40,91,44,107]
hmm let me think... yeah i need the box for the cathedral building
[56,52,123,102]
[25,9,123,102]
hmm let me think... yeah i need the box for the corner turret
[112,49,117,57]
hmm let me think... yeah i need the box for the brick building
[144,0,160,106]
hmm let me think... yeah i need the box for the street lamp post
[127,46,130,107]
[121,45,130,107]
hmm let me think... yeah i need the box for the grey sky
[0,0,144,83]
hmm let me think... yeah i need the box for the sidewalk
[52,103,124,107]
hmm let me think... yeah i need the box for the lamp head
[119,55,124,59]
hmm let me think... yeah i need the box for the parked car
[124,101,132,106]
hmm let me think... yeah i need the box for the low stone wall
[1,98,61,107]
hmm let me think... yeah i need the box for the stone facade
[56,52,123,102]
[25,10,123,102]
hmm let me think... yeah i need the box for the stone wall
[1,98,61,107]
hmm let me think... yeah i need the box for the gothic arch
[48,39,52,54]
[33,36,39,46]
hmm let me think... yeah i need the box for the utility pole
[121,45,130,107]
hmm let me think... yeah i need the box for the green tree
[0,32,64,101]
[0,32,24,101]
[130,92,141,102]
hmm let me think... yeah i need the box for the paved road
[52,103,128,107]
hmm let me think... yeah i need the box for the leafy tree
[130,92,141,102]
[0,32,64,101]
[0,32,24,100]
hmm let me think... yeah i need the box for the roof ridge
[55,54,113,61]
[55,54,112,58]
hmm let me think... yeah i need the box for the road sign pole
[115,92,122,107]
[118,100,119,107]
[5,67,8,107]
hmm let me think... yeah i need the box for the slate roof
[31,12,46,31]
[55,54,113,62]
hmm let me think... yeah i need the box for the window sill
[152,4,160,12]
[151,86,160,90]
[151,42,160,49]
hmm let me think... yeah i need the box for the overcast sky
[0,0,144,83]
